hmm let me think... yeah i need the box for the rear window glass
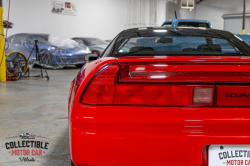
[117,37,236,55]
[73,39,85,45]
[162,23,172,27]
[107,28,250,57]
[177,22,210,28]
[82,38,107,46]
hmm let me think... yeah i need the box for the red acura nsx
[69,27,250,166]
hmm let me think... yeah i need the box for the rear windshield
[82,38,107,46]
[162,23,172,27]
[177,22,210,28]
[108,28,250,57]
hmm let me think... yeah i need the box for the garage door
[223,13,250,34]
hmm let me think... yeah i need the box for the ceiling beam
[196,0,204,4]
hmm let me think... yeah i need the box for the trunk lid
[116,56,250,107]
[117,56,250,82]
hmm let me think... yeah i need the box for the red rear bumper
[69,102,250,166]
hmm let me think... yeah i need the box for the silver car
[72,37,108,55]
[19,133,36,139]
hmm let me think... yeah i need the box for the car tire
[75,64,83,68]
[39,50,52,67]
[71,160,75,166]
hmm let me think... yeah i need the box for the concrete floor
[0,66,80,166]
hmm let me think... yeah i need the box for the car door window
[19,35,33,44]
[73,39,85,45]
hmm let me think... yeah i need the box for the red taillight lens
[201,145,209,166]
[114,85,195,106]
[193,87,214,105]
[80,63,215,106]
[69,79,75,97]
[81,64,119,104]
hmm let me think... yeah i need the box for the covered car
[69,27,250,166]
[72,37,108,55]
[6,33,91,68]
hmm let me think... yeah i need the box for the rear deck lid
[116,56,250,107]
[117,56,250,82]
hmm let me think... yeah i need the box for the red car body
[69,55,250,166]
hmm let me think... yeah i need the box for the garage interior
[0,0,250,166]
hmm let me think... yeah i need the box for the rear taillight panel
[193,87,214,105]
[201,145,209,166]
[81,64,119,104]
[80,62,250,107]
[113,84,214,106]
[80,63,216,106]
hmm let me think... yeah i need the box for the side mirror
[84,53,100,62]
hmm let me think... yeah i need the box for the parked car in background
[69,27,250,166]
[162,19,212,28]
[72,37,108,55]
[6,33,91,68]
[236,34,250,44]
[104,39,112,43]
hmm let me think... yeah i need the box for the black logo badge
[225,93,250,98]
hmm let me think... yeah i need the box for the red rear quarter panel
[69,56,250,166]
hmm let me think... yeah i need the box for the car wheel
[39,50,52,67]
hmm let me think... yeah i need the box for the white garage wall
[193,0,242,30]
[158,0,169,25]
[2,0,170,40]
[125,0,168,29]
[2,0,128,40]
[193,0,250,31]
[4,0,250,40]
